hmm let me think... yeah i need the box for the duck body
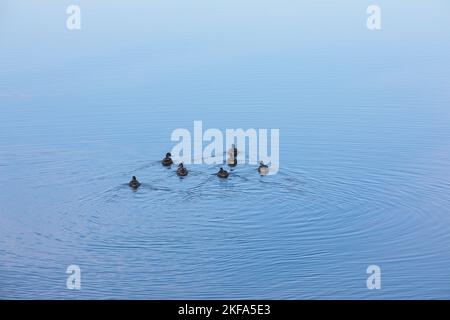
[162,158,173,166]
[176,163,188,176]
[217,167,229,178]
[227,158,237,167]
[258,162,269,175]
[129,176,141,189]
[162,152,173,166]
[227,145,238,160]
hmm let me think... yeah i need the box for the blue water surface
[1,0,450,299]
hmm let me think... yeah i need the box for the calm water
[1,1,450,299]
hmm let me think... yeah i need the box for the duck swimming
[227,157,237,167]
[161,152,173,166]
[258,161,269,175]
[217,167,229,178]
[176,163,188,176]
[228,144,238,160]
[128,176,141,189]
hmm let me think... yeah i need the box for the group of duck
[128,145,269,189]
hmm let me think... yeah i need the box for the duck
[128,176,141,189]
[176,163,188,176]
[227,157,237,167]
[227,144,238,160]
[161,152,173,166]
[258,161,269,175]
[217,167,229,178]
